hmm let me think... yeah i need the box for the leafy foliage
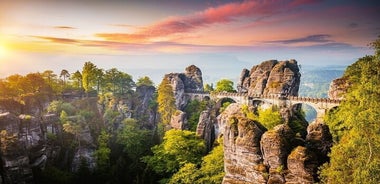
[320,38,380,184]
[82,61,98,92]
[143,129,206,177]
[184,99,208,131]
[257,107,283,129]
[136,76,154,86]
[157,78,176,125]
[215,79,235,92]
[169,139,224,184]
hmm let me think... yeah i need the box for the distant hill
[299,65,344,98]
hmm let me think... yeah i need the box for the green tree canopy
[136,76,154,87]
[320,37,380,184]
[257,107,283,130]
[157,77,176,125]
[82,61,98,92]
[215,79,235,92]
[143,129,206,177]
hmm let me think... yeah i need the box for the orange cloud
[33,36,78,44]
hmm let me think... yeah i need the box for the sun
[0,44,7,58]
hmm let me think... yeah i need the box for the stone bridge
[185,91,341,121]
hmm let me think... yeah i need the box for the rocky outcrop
[261,124,294,182]
[328,76,350,99]
[285,146,317,184]
[170,110,187,130]
[196,110,216,151]
[0,112,57,184]
[219,104,268,184]
[219,103,332,184]
[164,65,204,109]
[237,60,301,96]
[135,85,157,129]
[306,121,332,165]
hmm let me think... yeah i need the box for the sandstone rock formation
[218,103,268,184]
[285,146,317,184]
[0,96,101,183]
[196,110,216,151]
[170,110,188,130]
[261,124,294,182]
[164,65,203,110]
[0,111,58,183]
[237,60,301,96]
[218,103,333,184]
[135,85,157,129]
[306,121,333,164]
[328,76,350,99]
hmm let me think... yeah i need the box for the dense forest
[0,38,379,184]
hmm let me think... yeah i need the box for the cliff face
[0,101,59,183]
[328,76,350,99]
[218,104,268,184]
[164,65,203,110]
[135,85,157,129]
[237,60,301,96]
[218,104,332,184]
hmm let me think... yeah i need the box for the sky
[0,0,379,85]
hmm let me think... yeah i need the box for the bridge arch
[216,97,236,108]
[291,103,318,123]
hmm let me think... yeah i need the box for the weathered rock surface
[285,146,317,184]
[219,103,332,184]
[306,121,332,164]
[170,110,187,130]
[0,111,56,184]
[237,60,301,96]
[135,85,157,129]
[219,104,268,184]
[328,76,350,99]
[164,65,203,109]
[261,124,294,182]
[0,96,101,183]
[196,110,216,151]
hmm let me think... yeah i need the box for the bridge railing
[184,91,342,104]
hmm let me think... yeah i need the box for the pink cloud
[97,0,313,42]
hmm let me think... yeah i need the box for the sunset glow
[0,43,7,58]
[0,0,379,82]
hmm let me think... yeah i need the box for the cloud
[33,36,78,44]
[268,34,332,44]
[53,26,76,29]
[96,0,319,43]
